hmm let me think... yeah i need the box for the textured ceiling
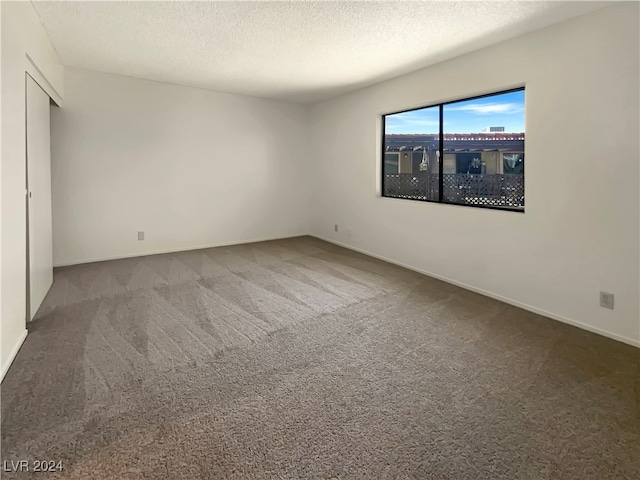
[32,1,609,103]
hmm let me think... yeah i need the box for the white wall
[1,1,64,380]
[51,68,310,266]
[307,3,640,346]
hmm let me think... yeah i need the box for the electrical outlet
[599,291,614,310]
[138,231,145,241]
[334,224,338,233]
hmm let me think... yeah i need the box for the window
[382,88,525,211]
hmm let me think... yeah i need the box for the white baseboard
[53,233,310,267]
[1,329,29,383]
[312,235,640,349]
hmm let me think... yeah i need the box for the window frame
[381,87,525,213]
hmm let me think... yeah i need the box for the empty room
[1,1,639,478]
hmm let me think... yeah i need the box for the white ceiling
[32,1,610,103]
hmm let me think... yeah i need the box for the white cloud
[448,102,523,115]
[390,119,439,126]
[385,118,439,133]
[387,111,439,128]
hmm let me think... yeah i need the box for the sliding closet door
[26,74,53,320]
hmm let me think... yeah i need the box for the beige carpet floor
[1,236,638,479]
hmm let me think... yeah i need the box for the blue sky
[385,90,525,134]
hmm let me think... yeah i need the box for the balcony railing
[383,173,524,209]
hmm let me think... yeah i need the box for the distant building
[384,133,524,175]
[481,126,505,132]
